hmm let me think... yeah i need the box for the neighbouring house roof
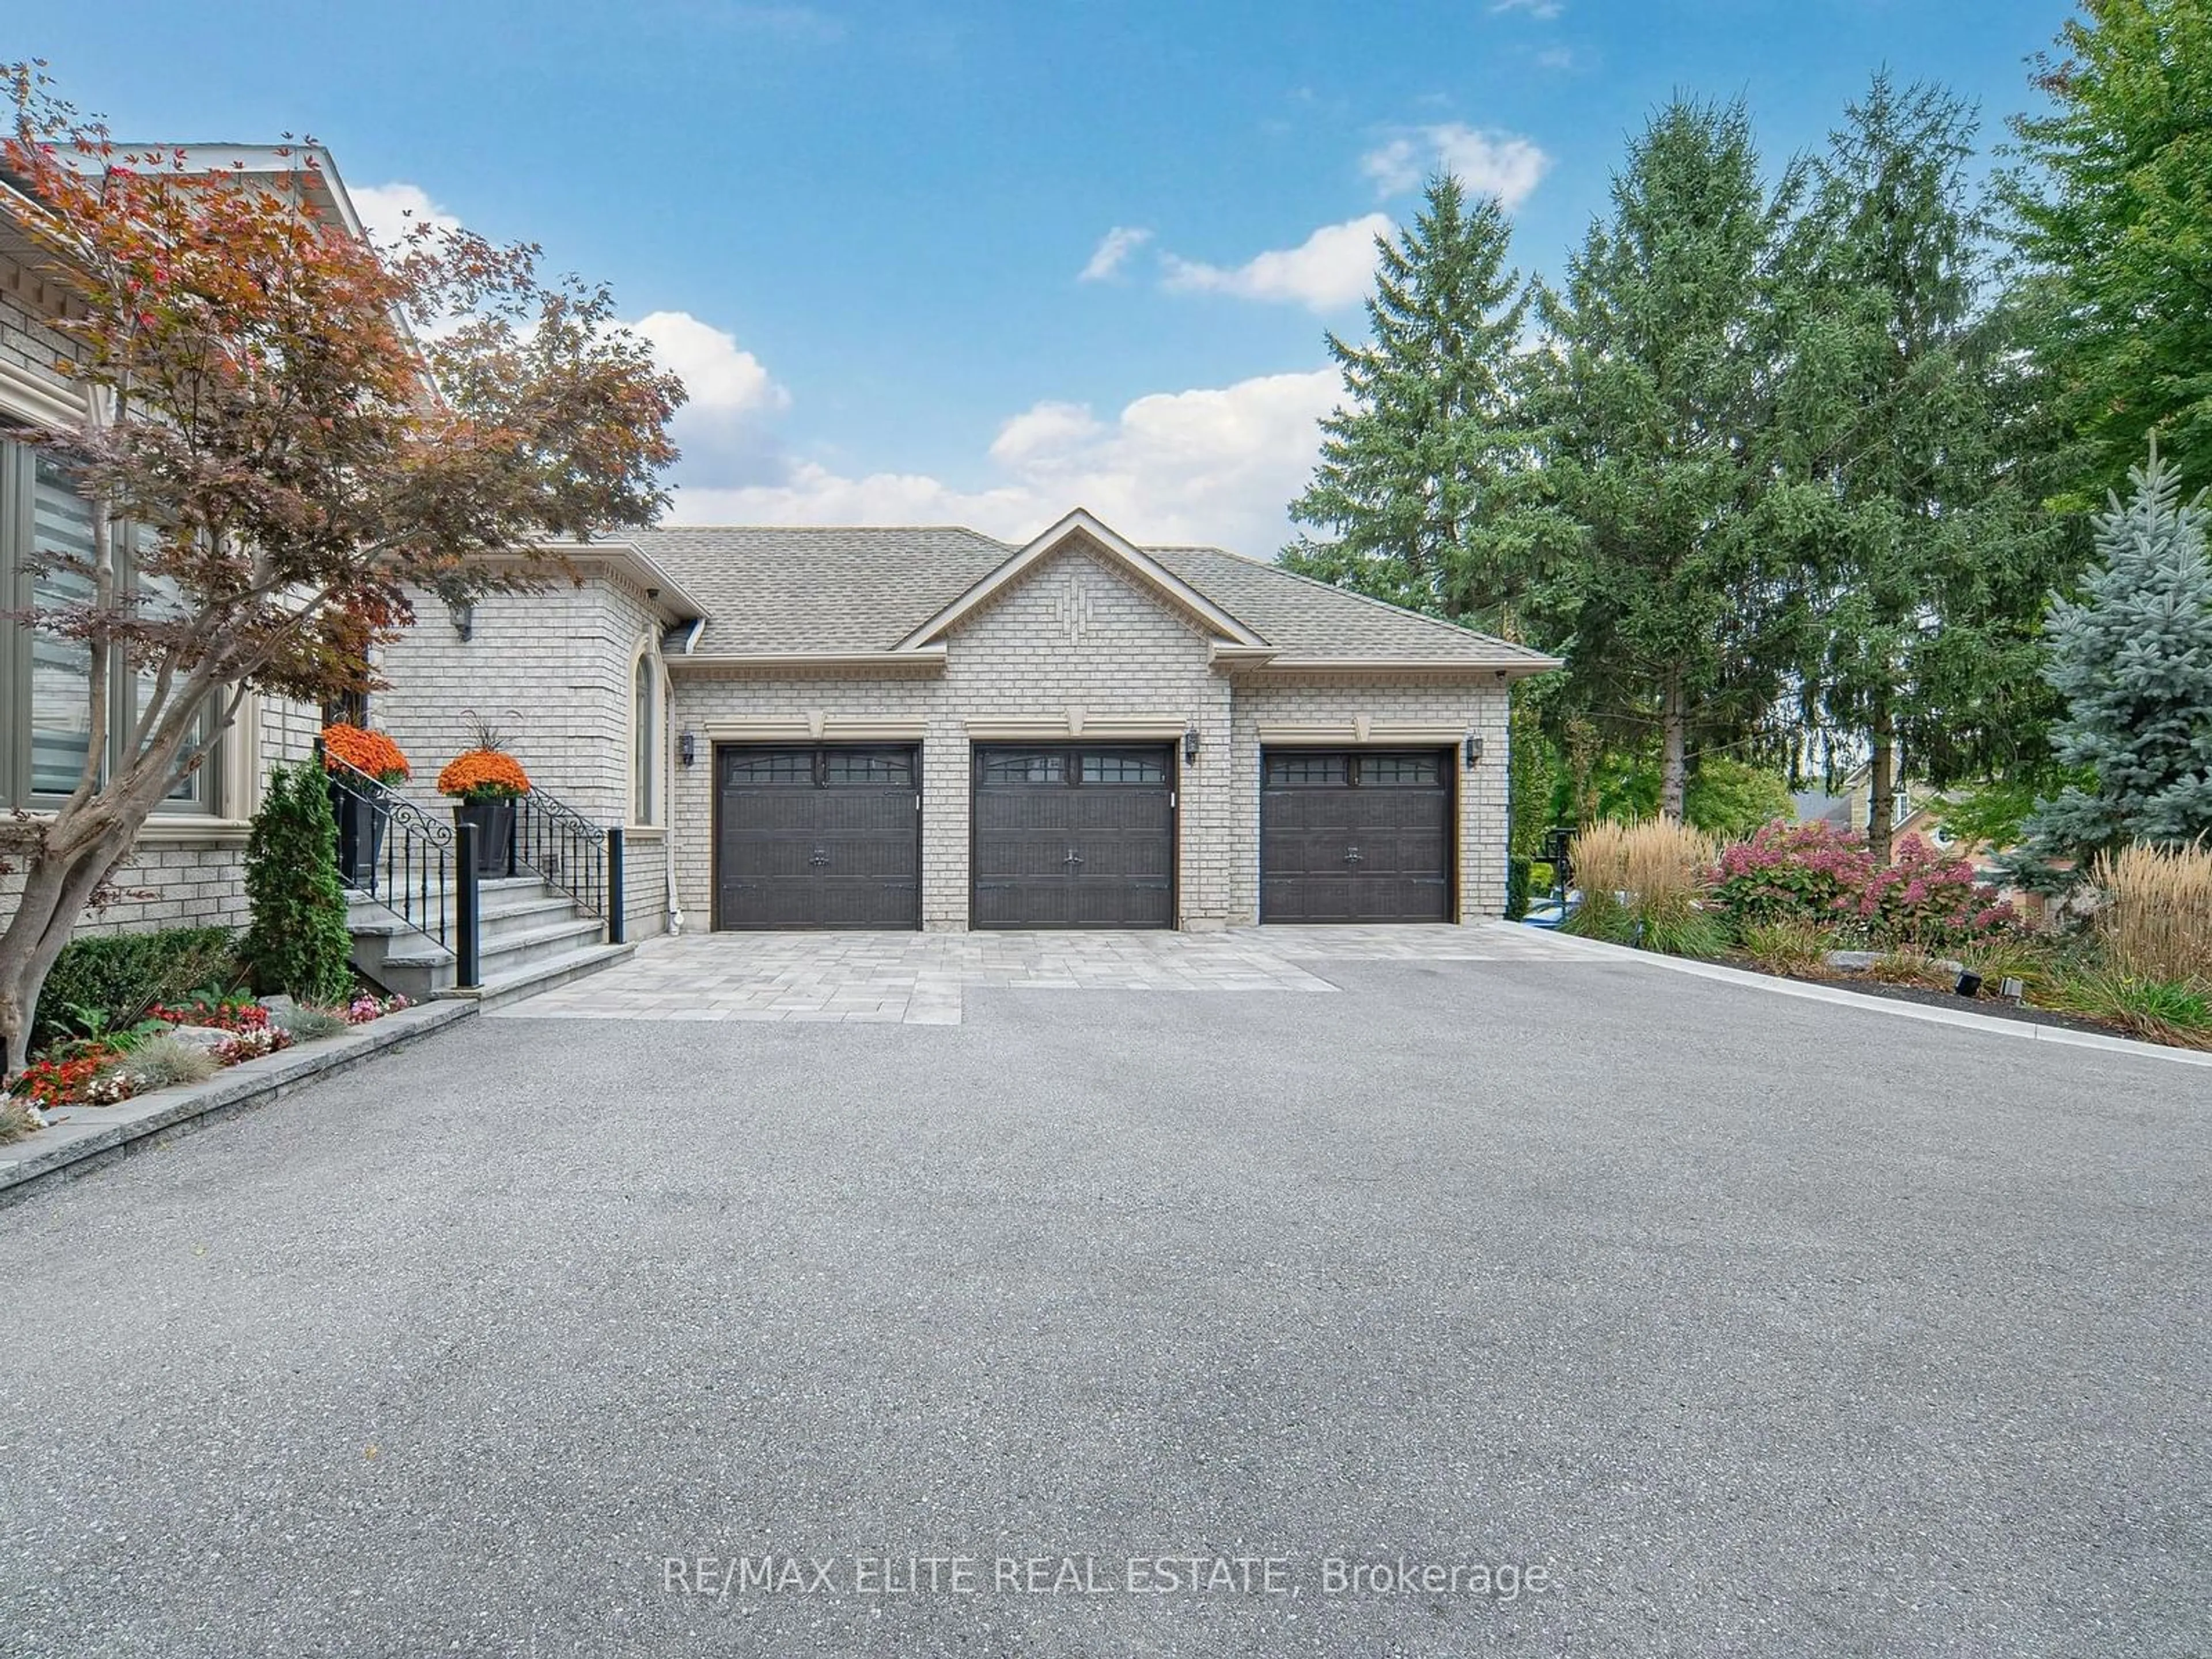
[628,512,1560,675]
[1791,790,1855,828]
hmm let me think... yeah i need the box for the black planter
[329,782,388,888]
[456,797,517,877]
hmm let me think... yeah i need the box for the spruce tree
[1282,173,1538,629]
[2027,446,2212,854]
[1533,99,1807,820]
[2005,0,2212,503]
[1785,74,2071,861]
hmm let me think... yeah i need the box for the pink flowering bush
[1711,821,1876,926]
[1710,820,2013,948]
[1858,836,2018,946]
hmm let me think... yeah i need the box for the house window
[2,435,217,812]
[28,456,97,794]
[632,652,656,824]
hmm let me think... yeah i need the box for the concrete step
[344,876,544,922]
[479,915,611,974]
[348,888,599,934]
[349,927,455,1003]
[437,941,637,1012]
[347,871,613,1001]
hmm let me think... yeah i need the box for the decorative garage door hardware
[1260,748,1453,925]
[714,744,921,930]
[971,744,1175,930]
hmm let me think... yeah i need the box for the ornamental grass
[321,723,411,784]
[437,749,532,800]
[1566,818,1726,957]
[2094,842,2212,987]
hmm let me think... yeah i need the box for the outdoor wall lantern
[679,730,697,768]
[1183,724,1200,764]
[1464,734,1484,769]
[447,600,475,642]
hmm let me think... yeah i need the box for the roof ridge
[643,524,1013,539]
[1153,544,1555,662]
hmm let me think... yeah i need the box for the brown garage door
[1260,749,1453,923]
[715,745,921,929]
[971,744,1176,929]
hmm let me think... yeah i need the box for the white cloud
[629,310,790,484]
[1359,123,1551,209]
[1078,225,1153,283]
[665,368,1340,553]
[1158,214,1390,312]
[348,181,461,249]
[632,310,787,419]
[1490,0,1563,18]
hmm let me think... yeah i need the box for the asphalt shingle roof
[636,527,1010,653]
[632,525,1554,668]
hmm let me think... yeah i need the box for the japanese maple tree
[0,67,683,1075]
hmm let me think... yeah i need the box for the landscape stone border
[0,999,476,1208]
[1536,927,2212,1069]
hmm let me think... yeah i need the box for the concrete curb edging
[1531,926,2212,1070]
[0,999,478,1207]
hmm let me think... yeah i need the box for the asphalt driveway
[1,947,2205,1656]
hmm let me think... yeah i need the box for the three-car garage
[713,739,1457,931]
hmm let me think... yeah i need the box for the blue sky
[21,1,2068,552]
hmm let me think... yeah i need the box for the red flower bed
[7,1048,122,1110]
[147,997,269,1033]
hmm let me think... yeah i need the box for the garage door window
[1080,752,1168,785]
[725,750,814,784]
[1264,753,1350,787]
[1266,752,1439,788]
[1362,754,1444,786]
[980,751,1065,785]
[824,750,914,785]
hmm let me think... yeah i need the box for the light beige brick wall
[0,268,78,388]
[372,571,671,938]
[0,840,250,937]
[666,543,1515,929]
[620,830,670,940]
[375,572,666,828]
[0,695,321,942]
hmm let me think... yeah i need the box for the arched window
[632,652,656,824]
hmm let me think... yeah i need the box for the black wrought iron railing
[512,787,605,917]
[322,745,479,984]
[507,787,627,942]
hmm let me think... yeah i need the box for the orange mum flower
[437,749,532,800]
[322,724,411,783]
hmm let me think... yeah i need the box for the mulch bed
[1719,956,2137,1040]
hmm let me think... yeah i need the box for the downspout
[665,627,699,933]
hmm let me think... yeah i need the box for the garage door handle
[1062,849,1085,867]
[809,848,830,866]
[1343,846,1362,864]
